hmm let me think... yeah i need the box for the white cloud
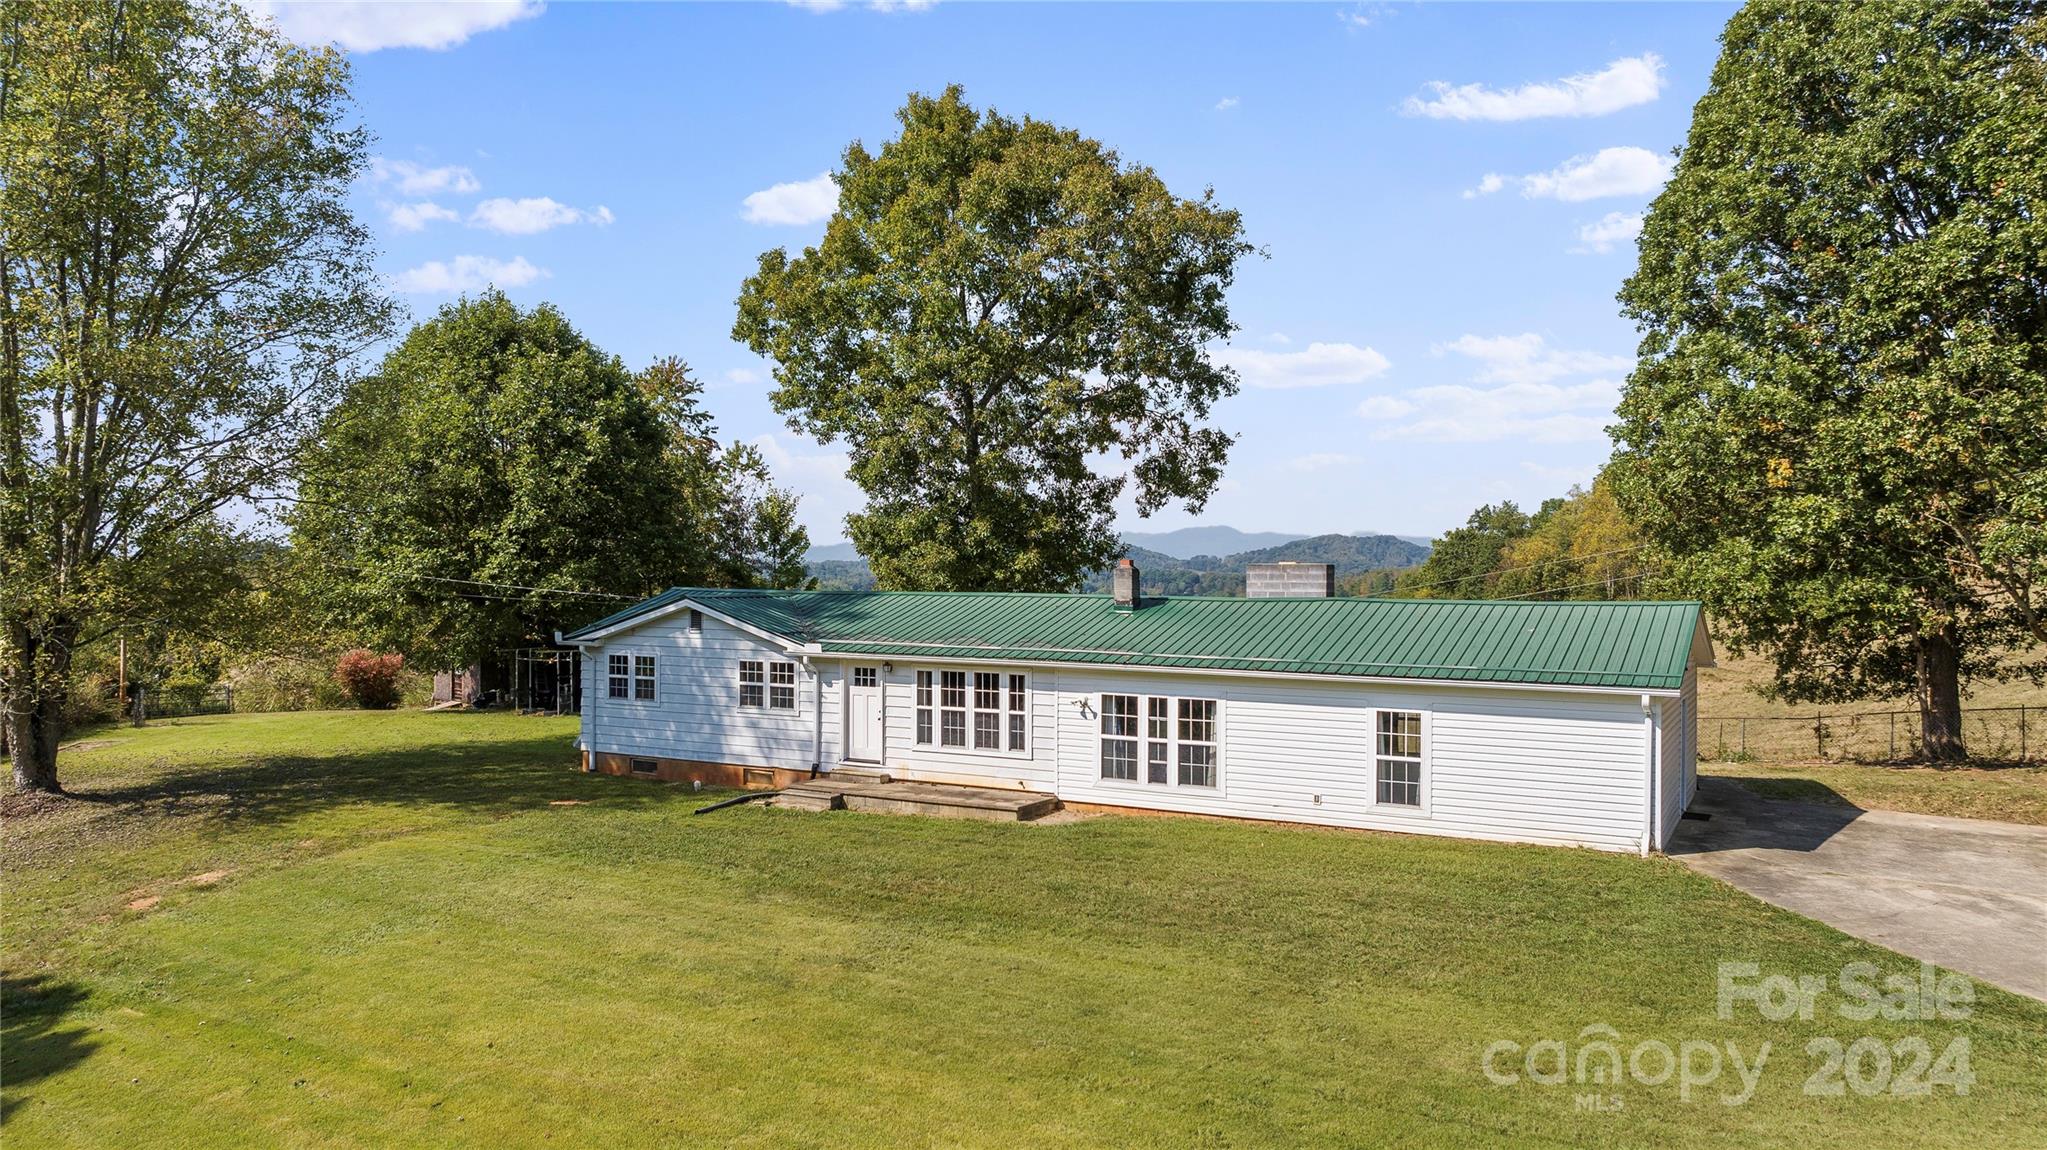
[1266,332,1292,345]
[1461,173,1505,200]
[789,0,936,12]
[742,173,839,226]
[1403,54,1665,121]
[387,201,459,232]
[1436,333,1632,385]
[1289,452,1362,472]
[1220,341,1392,389]
[242,1,542,52]
[1215,96,1241,111]
[1355,395,1415,420]
[1471,146,1672,202]
[1336,6,1374,29]
[1358,332,1631,443]
[1573,210,1643,254]
[390,254,546,295]
[723,367,765,387]
[369,157,480,196]
[1358,380,1620,443]
[468,196,614,235]
[750,432,862,540]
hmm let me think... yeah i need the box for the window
[738,661,764,708]
[853,666,877,688]
[1104,692,1220,787]
[973,673,1002,748]
[607,654,629,700]
[1376,710,1423,807]
[940,670,967,746]
[915,670,933,745]
[688,609,703,633]
[630,757,658,775]
[909,668,1027,753]
[1008,674,1027,751]
[1177,699,1217,787]
[1100,694,1139,780]
[1146,697,1170,784]
[740,660,797,710]
[634,655,657,701]
[768,662,797,710]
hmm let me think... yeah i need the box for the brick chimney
[1112,557,1141,610]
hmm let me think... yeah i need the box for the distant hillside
[1080,533,1430,595]
[808,532,1431,595]
[1115,526,1309,560]
[804,541,862,562]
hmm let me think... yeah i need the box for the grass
[5,710,2045,1148]
[1697,643,2047,823]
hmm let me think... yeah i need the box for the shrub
[334,649,405,709]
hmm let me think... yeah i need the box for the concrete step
[830,765,893,784]
[770,788,843,812]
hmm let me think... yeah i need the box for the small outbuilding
[559,567,1711,855]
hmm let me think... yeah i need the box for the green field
[5,711,2044,1147]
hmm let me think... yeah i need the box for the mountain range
[806,525,1433,564]
[806,530,1432,594]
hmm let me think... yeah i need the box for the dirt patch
[59,738,123,753]
[547,799,589,807]
[0,789,76,820]
[127,895,160,911]
[186,869,230,886]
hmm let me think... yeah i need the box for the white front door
[846,666,883,762]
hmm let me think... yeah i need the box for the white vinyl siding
[584,619,1682,853]
[578,612,814,772]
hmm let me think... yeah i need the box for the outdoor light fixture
[882,661,894,673]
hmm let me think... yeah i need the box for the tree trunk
[1914,625,1967,763]
[7,696,63,792]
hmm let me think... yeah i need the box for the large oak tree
[1,1,393,791]
[734,86,1252,591]
[1611,1,2047,759]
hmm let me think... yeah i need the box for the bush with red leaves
[334,649,405,709]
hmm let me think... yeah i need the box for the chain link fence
[1701,705,2036,764]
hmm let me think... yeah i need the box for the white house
[559,563,1711,855]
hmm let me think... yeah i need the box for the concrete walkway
[1669,777,2047,1002]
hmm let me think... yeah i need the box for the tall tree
[1611,1,2047,759]
[291,295,803,667]
[0,1,393,791]
[1396,502,1536,598]
[734,86,1252,591]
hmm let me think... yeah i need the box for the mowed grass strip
[5,711,2044,1148]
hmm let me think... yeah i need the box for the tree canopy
[291,293,807,669]
[734,86,1253,592]
[1,0,393,791]
[1610,0,2047,758]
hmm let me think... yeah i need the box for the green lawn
[5,711,2044,1147]
[1702,760,2047,825]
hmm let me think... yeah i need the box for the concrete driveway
[1669,777,2047,1002]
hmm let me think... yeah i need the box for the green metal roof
[566,589,1708,692]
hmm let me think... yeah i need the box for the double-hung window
[1177,699,1217,787]
[1103,692,1220,788]
[1100,694,1140,780]
[939,670,968,746]
[973,673,1003,749]
[607,654,630,700]
[633,655,657,701]
[739,660,799,710]
[1376,710,1423,807]
[914,668,1026,752]
[1008,675,1027,751]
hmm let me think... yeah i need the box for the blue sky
[255,0,1737,544]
